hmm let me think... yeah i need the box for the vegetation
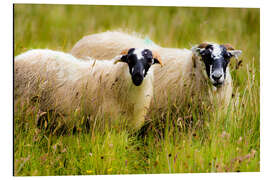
[14,4,260,175]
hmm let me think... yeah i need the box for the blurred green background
[14,5,259,59]
[14,4,260,175]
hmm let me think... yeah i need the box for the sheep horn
[120,48,130,55]
[223,43,235,50]
[113,59,122,64]
[152,51,163,67]
[197,42,209,49]
[113,55,124,64]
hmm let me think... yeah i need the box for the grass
[14,4,260,175]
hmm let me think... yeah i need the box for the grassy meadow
[14,4,260,175]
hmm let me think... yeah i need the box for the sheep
[190,42,242,107]
[14,48,162,131]
[70,31,242,111]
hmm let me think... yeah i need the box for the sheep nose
[212,73,222,82]
[132,73,143,86]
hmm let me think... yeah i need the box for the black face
[120,48,160,86]
[198,44,234,87]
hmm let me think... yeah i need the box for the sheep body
[15,49,154,130]
[71,31,160,60]
[71,31,233,110]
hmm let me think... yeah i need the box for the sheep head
[114,48,162,86]
[191,42,242,87]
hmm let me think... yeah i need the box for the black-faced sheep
[70,31,242,111]
[14,48,162,131]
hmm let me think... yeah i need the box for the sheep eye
[146,57,153,64]
[205,49,212,55]
[200,49,211,57]
[224,52,232,59]
[127,55,136,64]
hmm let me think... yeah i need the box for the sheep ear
[191,46,201,56]
[113,55,128,64]
[191,42,208,57]
[227,50,242,59]
[114,48,130,64]
[152,51,163,67]
[223,44,242,59]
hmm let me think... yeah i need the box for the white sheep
[70,31,242,111]
[14,48,162,131]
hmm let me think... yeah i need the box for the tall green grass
[14,4,260,175]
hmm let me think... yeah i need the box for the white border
[11,0,263,8]
[2,0,269,179]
